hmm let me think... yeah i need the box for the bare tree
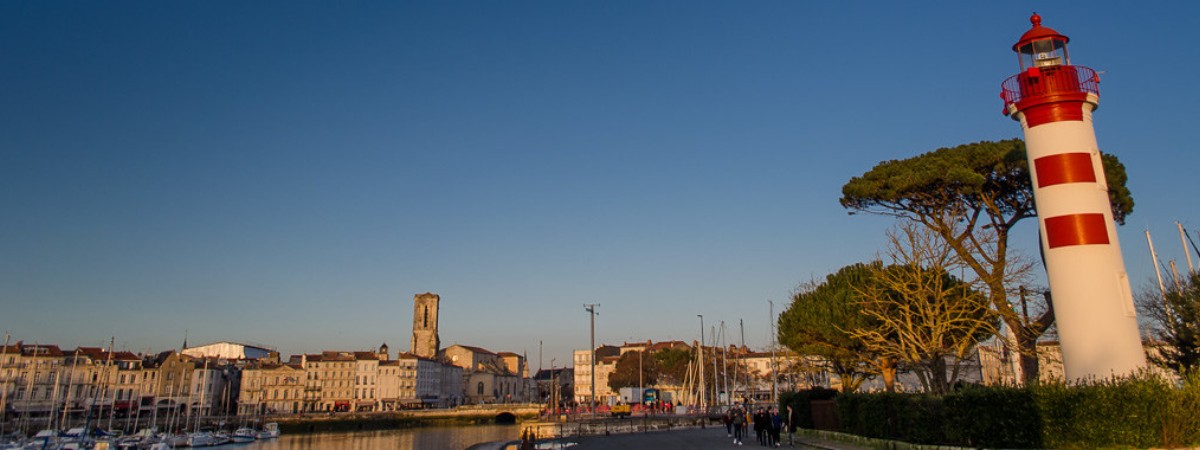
[852,220,999,393]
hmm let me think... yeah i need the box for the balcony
[1001,65,1100,111]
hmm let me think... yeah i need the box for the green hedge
[837,391,946,444]
[780,387,838,430]
[787,372,1200,449]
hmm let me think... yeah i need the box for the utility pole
[697,314,705,414]
[584,304,598,414]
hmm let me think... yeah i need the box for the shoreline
[272,410,538,434]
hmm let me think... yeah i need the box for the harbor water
[226,425,520,450]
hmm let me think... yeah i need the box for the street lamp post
[584,304,598,415]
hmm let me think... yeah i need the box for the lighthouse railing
[1001,65,1100,107]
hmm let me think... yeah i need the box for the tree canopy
[607,350,659,391]
[654,347,693,385]
[778,263,881,392]
[840,139,1133,224]
[1142,271,1200,376]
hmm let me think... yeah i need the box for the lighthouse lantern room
[1015,14,1069,69]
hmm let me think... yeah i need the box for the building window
[477,382,484,396]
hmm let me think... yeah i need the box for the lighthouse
[1001,14,1146,381]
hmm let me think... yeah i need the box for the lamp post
[584,304,598,414]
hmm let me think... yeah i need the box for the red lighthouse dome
[1000,14,1100,124]
[1014,13,1071,69]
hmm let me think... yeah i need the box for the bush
[1034,373,1180,449]
[943,384,1041,448]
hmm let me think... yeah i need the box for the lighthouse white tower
[1001,14,1146,381]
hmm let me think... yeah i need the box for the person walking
[753,408,767,446]
[769,407,783,447]
[731,405,746,446]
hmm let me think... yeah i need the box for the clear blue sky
[2,2,1198,369]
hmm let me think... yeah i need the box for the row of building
[0,293,538,423]
[0,339,537,422]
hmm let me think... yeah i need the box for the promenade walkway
[559,427,870,450]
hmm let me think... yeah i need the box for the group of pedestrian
[722,404,784,447]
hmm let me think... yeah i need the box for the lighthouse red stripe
[1023,102,1084,127]
[1045,213,1109,248]
[1035,153,1096,187]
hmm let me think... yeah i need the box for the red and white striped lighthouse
[1001,13,1146,381]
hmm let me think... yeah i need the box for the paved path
[552,427,870,450]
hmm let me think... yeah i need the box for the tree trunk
[928,357,949,394]
[880,358,897,392]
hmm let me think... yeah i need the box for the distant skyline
[2,2,1198,369]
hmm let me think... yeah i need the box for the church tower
[410,293,440,359]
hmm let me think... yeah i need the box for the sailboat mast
[1180,223,1196,275]
[1147,230,1170,302]
[104,337,115,432]
[1170,261,1184,291]
[739,319,745,405]
[720,321,728,408]
[1147,230,1179,335]
[59,349,80,432]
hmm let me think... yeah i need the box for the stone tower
[410,293,440,359]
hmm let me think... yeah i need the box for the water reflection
[243,425,520,450]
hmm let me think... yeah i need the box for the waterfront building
[107,350,148,418]
[238,362,303,416]
[438,362,463,408]
[182,341,273,360]
[376,359,401,411]
[572,345,619,406]
[301,351,356,412]
[352,352,381,412]
[395,352,441,408]
[148,351,198,418]
[442,345,528,404]
[187,357,238,418]
[3,343,65,421]
[411,293,441,360]
[441,345,499,372]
